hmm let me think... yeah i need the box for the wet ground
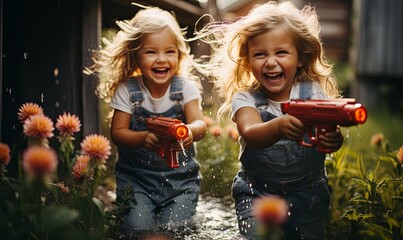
[117,196,242,240]
[96,186,241,239]
[187,196,240,239]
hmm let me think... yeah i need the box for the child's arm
[110,109,161,151]
[171,99,207,151]
[234,106,306,149]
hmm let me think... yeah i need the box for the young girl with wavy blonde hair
[198,1,344,239]
[86,6,207,235]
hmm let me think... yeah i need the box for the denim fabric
[233,82,330,240]
[115,76,201,233]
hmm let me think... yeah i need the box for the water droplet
[356,125,362,139]
[178,139,187,157]
[54,68,59,77]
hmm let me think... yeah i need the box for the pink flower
[252,195,289,227]
[22,146,58,179]
[56,112,81,137]
[209,124,223,137]
[56,182,70,193]
[80,134,111,165]
[397,146,403,164]
[23,114,54,139]
[226,125,239,141]
[0,143,11,166]
[18,102,44,123]
[72,155,93,182]
[370,132,384,147]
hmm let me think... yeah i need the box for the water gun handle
[298,126,317,147]
[298,125,336,153]
[316,125,337,153]
[160,140,179,168]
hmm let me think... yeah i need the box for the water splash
[356,125,362,139]
[178,140,187,157]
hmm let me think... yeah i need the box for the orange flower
[23,114,54,139]
[18,102,43,123]
[56,112,81,136]
[0,143,11,166]
[22,146,58,179]
[226,125,239,141]
[370,132,384,147]
[397,146,403,164]
[72,155,93,181]
[80,134,111,164]
[252,195,289,227]
[209,124,223,137]
[203,116,215,127]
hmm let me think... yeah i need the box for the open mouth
[263,72,283,83]
[152,68,169,75]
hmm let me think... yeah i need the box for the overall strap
[299,81,313,100]
[251,89,269,112]
[169,76,185,102]
[126,76,144,106]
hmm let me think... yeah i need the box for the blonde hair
[198,1,340,117]
[86,6,203,102]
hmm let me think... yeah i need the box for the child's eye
[253,52,266,58]
[145,50,156,54]
[167,49,178,54]
[277,50,288,55]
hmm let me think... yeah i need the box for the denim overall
[232,82,330,240]
[115,76,201,233]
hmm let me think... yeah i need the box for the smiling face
[136,28,179,97]
[248,26,303,101]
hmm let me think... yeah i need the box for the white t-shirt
[110,77,202,114]
[231,81,328,152]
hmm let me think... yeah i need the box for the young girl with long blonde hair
[86,6,207,236]
[198,1,344,239]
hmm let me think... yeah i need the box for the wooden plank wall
[354,0,403,113]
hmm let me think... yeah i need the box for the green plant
[325,135,403,240]
[0,102,126,240]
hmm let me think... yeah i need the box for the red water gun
[146,117,189,168]
[281,98,368,153]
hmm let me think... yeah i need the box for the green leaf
[42,206,80,232]
[352,177,369,189]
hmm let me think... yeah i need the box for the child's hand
[144,132,163,152]
[279,115,306,141]
[319,127,344,152]
[171,130,193,151]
